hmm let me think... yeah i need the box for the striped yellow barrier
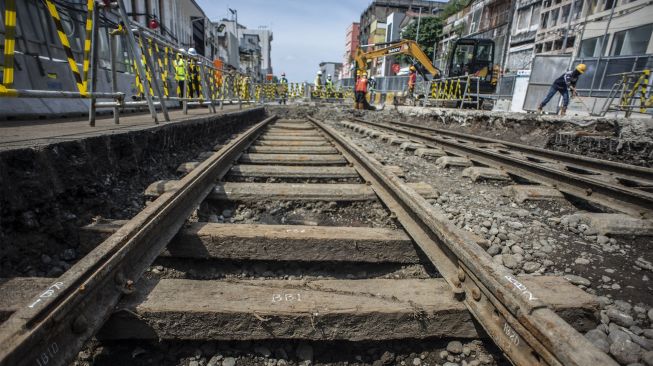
[2,0,16,88]
[45,0,88,95]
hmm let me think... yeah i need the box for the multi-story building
[505,0,541,71]
[125,0,217,57]
[436,0,514,73]
[367,20,388,76]
[215,19,246,70]
[240,33,262,81]
[535,0,653,57]
[358,0,446,51]
[245,28,274,77]
[319,62,344,81]
[214,20,274,80]
[342,23,361,79]
[380,12,407,76]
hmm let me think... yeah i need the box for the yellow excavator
[354,39,440,78]
[354,38,498,106]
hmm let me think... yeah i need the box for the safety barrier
[599,69,652,117]
[425,76,480,109]
[252,82,308,103]
[335,75,483,109]
[0,0,256,124]
[310,85,352,100]
[1,0,123,117]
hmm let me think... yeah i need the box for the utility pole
[415,7,423,43]
[229,8,239,45]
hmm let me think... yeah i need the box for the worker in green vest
[174,49,187,105]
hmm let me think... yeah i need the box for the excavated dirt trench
[0,108,265,278]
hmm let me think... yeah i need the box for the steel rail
[353,117,653,181]
[350,118,653,219]
[0,114,276,366]
[309,116,618,366]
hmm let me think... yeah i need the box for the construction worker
[408,65,417,97]
[325,74,333,96]
[354,70,368,110]
[187,48,200,99]
[174,49,187,104]
[279,72,288,105]
[538,63,586,116]
[314,71,323,87]
[368,76,377,103]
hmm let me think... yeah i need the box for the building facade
[319,62,344,81]
[358,0,446,50]
[505,0,541,71]
[245,29,274,77]
[380,12,407,76]
[342,23,361,79]
[436,0,514,75]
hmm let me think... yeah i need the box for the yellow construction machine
[355,38,498,106]
[354,39,440,78]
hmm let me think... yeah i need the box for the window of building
[579,36,604,57]
[554,39,563,49]
[604,0,615,10]
[535,43,543,53]
[567,36,576,49]
[544,41,553,51]
[587,0,600,15]
[560,5,570,23]
[516,7,531,30]
[470,9,482,33]
[541,11,549,28]
[550,8,559,27]
[610,24,653,56]
[531,6,541,27]
[544,0,552,7]
[572,0,583,19]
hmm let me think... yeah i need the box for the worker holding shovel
[538,64,586,116]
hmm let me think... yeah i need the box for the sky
[196,0,371,83]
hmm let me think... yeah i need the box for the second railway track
[347,117,653,219]
[0,115,620,366]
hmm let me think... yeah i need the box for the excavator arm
[355,39,440,78]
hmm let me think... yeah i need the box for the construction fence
[0,0,297,123]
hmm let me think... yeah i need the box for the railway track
[346,117,653,220]
[0,115,619,366]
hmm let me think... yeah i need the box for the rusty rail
[354,118,652,181]
[310,116,618,366]
[0,115,276,366]
[351,118,653,219]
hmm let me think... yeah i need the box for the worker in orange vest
[354,70,368,110]
[408,65,417,97]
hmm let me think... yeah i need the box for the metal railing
[598,69,652,117]
[0,0,257,124]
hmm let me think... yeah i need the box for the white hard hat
[317,71,322,75]
[178,48,186,54]
[188,48,198,56]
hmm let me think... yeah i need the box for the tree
[441,0,473,19]
[400,17,443,63]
